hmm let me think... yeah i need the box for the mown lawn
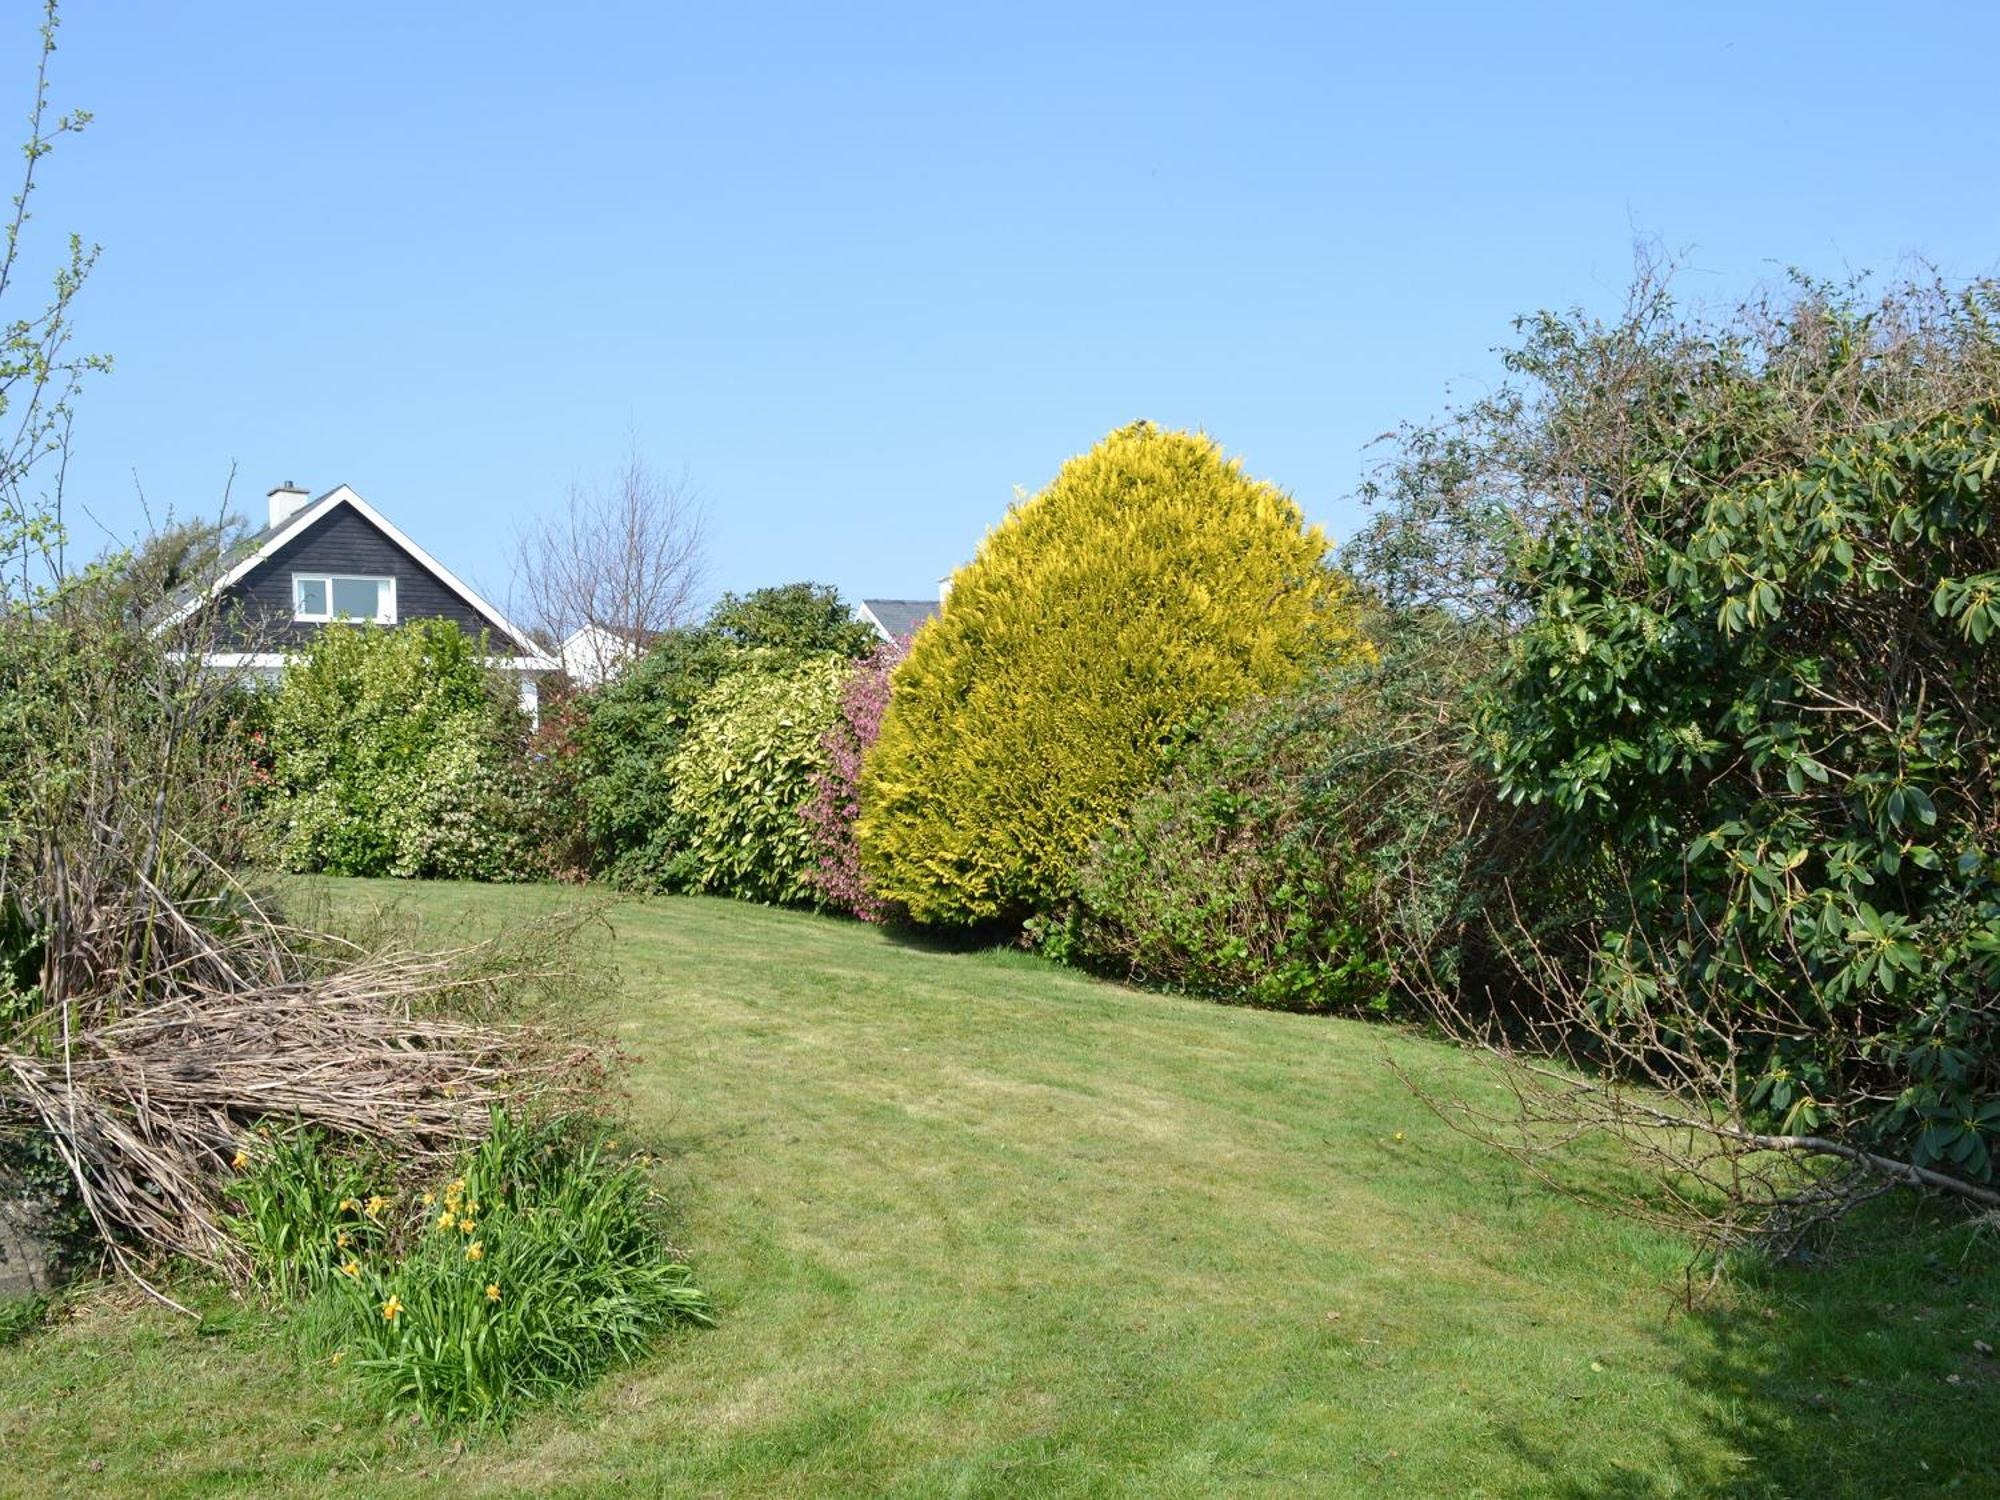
[2,880,1996,1497]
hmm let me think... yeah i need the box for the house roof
[154,484,552,665]
[561,621,659,649]
[857,598,939,642]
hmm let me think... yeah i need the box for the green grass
[2,879,1996,1497]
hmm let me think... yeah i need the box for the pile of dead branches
[2,929,600,1290]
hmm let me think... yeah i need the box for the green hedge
[664,652,847,903]
[1070,616,1501,1011]
[257,620,535,881]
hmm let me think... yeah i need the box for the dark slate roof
[860,598,939,640]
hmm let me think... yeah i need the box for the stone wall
[0,1193,55,1301]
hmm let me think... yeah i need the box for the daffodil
[230,1148,249,1170]
[364,1194,390,1219]
[438,1209,456,1230]
[338,1197,360,1213]
[484,1283,501,1303]
[458,1217,475,1235]
[340,1259,360,1279]
[336,1231,352,1250]
[330,1350,346,1367]
[381,1295,403,1322]
[465,1240,484,1262]
[420,1190,436,1208]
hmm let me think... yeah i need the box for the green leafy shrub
[575,583,875,889]
[574,631,737,887]
[515,683,594,880]
[1353,270,2000,1226]
[802,637,907,921]
[308,1113,709,1429]
[258,620,538,881]
[1071,616,1504,1011]
[665,652,847,903]
[703,581,879,659]
[860,422,1371,927]
[1487,394,2000,1180]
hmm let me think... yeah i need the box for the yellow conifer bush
[859,421,1369,926]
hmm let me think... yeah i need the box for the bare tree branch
[510,450,706,683]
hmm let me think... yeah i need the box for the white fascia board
[854,602,892,642]
[181,649,556,675]
[185,651,288,669]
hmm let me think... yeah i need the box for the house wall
[214,505,501,649]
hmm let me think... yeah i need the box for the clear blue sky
[27,1,2000,611]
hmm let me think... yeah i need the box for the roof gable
[160,485,545,659]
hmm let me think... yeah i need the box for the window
[293,573,396,624]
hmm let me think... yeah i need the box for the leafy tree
[705,581,879,659]
[0,0,102,608]
[859,422,1370,927]
[73,514,244,626]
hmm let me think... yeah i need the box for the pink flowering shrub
[801,636,906,920]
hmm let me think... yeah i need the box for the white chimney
[267,481,310,529]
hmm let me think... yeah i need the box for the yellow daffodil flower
[340,1259,360,1279]
[381,1295,403,1322]
[484,1283,501,1303]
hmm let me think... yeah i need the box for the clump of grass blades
[303,1110,710,1429]
[221,1129,392,1301]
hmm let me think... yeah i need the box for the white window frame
[292,572,398,625]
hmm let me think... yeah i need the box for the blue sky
[26,1,2000,612]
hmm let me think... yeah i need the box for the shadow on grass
[1495,1203,2000,1498]
[874,916,1022,956]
